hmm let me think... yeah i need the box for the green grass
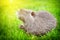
[0,0,60,40]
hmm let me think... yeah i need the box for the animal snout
[19,17,25,23]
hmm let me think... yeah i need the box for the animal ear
[31,12,36,17]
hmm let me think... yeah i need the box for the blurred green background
[0,0,60,40]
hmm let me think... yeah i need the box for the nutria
[17,9,56,36]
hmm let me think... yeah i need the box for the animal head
[17,9,36,23]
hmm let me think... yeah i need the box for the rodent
[17,9,56,36]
